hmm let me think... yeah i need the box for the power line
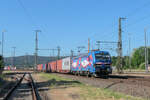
[125,1,150,17]
[94,1,150,43]
[16,0,37,27]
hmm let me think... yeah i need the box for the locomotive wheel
[86,71,90,78]
[91,74,96,78]
[75,72,77,76]
[78,71,80,76]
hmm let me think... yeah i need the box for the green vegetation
[0,74,6,86]
[0,74,5,79]
[0,56,3,68]
[112,46,150,70]
[39,73,82,88]
[80,86,144,100]
[0,56,4,75]
[39,73,144,100]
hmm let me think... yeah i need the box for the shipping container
[62,57,71,73]
[42,64,47,71]
[56,60,62,72]
[45,64,48,72]
[47,62,52,72]
[49,61,57,72]
[37,64,43,71]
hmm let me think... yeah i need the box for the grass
[39,73,82,88]
[114,69,146,72]
[39,73,145,100]
[0,73,6,86]
[3,70,13,74]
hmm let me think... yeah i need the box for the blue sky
[0,0,150,57]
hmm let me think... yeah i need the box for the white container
[62,57,71,70]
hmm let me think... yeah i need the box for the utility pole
[12,47,16,67]
[96,41,100,50]
[147,33,149,72]
[24,54,26,68]
[144,29,148,73]
[52,49,55,61]
[117,17,126,74]
[88,38,90,53]
[1,30,6,68]
[71,50,74,57]
[34,30,41,70]
[24,53,28,68]
[38,48,57,61]
[77,46,85,55]
[1,30,6,57]
[128,33,131,72]
[57,46,60,60]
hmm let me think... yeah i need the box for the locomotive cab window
[95,53,110,61]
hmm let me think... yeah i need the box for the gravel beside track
[0,74,22,99]
[55,73,150,99]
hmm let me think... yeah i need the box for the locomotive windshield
[95,53,110,61]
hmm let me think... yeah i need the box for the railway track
[29,73,41,100]
[2,73,41,100]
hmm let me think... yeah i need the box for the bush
[0,56,4,69]
[139,63,145,69]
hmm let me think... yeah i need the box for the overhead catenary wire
[16,0,56,57]
[16,0,150,57]
[94,0,150,41]
[125,0,150,17]
[16,0,37,27]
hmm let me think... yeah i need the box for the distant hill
[4,55,61,68]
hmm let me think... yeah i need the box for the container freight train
[37,50,112,76]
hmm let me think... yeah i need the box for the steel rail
[3,73,26,100]
[29,73,41,100]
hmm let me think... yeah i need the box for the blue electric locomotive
[71,50,112,76]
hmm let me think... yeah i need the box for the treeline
[0,56,3,74]
[112,46,150,69]
[4,55,67,68]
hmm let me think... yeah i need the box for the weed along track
[55,73,150,99]
[0,72,42,100]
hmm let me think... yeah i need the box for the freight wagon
[37,64,43,71]
[48,61,57,72]
[46,57,71,73]
[37,64,48,72]
[62,57,71,73]
[37,50,112,77]
[56,59,62,72]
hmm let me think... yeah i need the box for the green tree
[111,56,117,66]
[131,47,145,69]
[0,56,3,68]
[122,56,129,69]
